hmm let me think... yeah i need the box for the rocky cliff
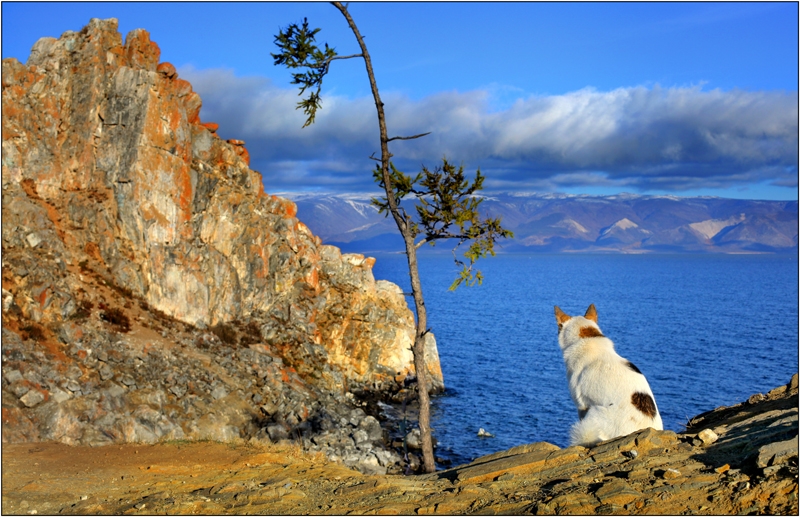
[1,18,442,473]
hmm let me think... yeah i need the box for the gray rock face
[757,437,798,469]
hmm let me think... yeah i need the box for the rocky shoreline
[2,375,797,515]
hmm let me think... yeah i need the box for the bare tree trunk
[404,236,436,473]
[332,1,436,473]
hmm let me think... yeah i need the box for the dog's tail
[569,407,612,446]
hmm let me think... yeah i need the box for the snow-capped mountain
[282,192,798,254]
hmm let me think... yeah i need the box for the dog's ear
[554,306,571,329]
[584,304,598,323]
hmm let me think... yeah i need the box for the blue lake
[370,252,799,467]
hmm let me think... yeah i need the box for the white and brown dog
[555,304,663,446]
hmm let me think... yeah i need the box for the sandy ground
[1,440,369,515]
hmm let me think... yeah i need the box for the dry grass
[99,305,131,332]
[210,322,237,346]
[20,323,46,341]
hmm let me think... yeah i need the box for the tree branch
[307,53,363,68]
[432,231,468,241]
[415,229,476,249]
[387,132,432,142]
[329,53,363,61]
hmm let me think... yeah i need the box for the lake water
[370,252,799,467]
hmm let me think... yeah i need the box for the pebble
[2,289,14,312]
[662,468,682,479]
[98,363,114,381]
[12,383,30,397]
[51,388,71,404]
[697,429,718,445]
[211,386,228,400]
[25,233,42,248]
[65,380,82,392]
[20,389,45,408]
[120,375,136,387]
[405,429,422,449]
[353,428,370,445]
[65,365,83,380]
[4,369,23,384]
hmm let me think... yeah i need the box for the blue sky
[2,2,798,200]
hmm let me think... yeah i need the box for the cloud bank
[182,67,798,195]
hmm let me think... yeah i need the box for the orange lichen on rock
[36,286,50,308]
[184,92,202,124]
[304,266,320,291]
[176,168,194,237]
[156,62,177,79]
[83,242,104,263]
[236,146,250,166]
[172,78,193,98]
[123,28,160,71]
[272,196,297,218]
[20,178,41,200]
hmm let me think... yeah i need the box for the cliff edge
[2,18,441,474]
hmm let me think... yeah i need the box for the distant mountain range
[284,192,798,254]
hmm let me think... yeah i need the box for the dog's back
[555,304,663,446]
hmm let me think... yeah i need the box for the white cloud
[180,66,798,194]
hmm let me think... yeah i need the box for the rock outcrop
[1,18,442,472]
[1,376,796,515]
